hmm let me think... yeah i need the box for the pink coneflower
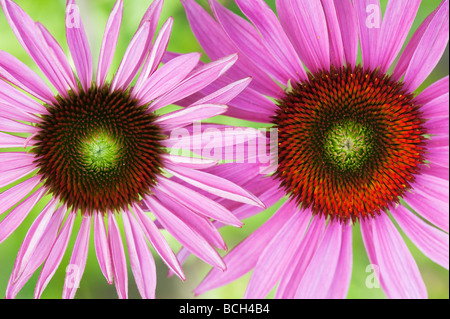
[0,0,264,299]
[182,0,449,298]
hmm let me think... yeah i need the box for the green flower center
[81,131,122,170]
[324,121,373,171]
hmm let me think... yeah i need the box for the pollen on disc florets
[273,66,428,223]
[32,84,165,214]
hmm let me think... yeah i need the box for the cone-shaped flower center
[273,66,427,222]
[32,85,165,214]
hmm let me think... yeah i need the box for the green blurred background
[0,0,448,299]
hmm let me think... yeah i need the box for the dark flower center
[273,66,428,222]
[32,85,165,214]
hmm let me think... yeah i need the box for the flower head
[183,0,449,298]
[0,0,263,299]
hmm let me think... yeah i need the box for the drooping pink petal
[325,223,353,299]
[0,175,41,216]
[234,0,305,82]
[145,195,225,270]
[414,173,449,203]
[275,215,327,299]
[294,221,344,298]
[6,204,67,298]
[0,51,54,104]
[108,212,128,299]
[195,199,297,296]
[276,0,330,73]
[156,104,227,130]
[165,164,264,207]
[122,210,156,299]
[244,203,311,299]
[134,52,201,105]
[375,0,421,73]
[157,176,242,227]
[355,0,381,70]
[132,204,185,281]
[110,22,151,91]
[35,210,76,299]
[399,1,449,92]
[361,213,428,299]
[392,204,448,269]
[97,0,123,87]
[65,0,93,92]
[134,17,173,93]
[93,212,113,284]
[0,188,46,244]
[149,54,238,110]
[0,162,36,189]
[62,213,91,299]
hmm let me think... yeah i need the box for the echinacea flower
[0,0,264,299]
[181,0,449,298]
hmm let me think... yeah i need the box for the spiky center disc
[273,66,427,222]
[32,85,165,214]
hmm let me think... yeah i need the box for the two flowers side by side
[0,0,448,299]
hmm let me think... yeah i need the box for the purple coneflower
[0,0,264,299]
[182,0,449,298]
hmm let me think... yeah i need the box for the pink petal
[375,0,421,73]
[0,117,39,134]
[35,210,76,299]
[133,203,185,281]
[319,0,344,66]
[134,17,173,93]
[94,212,113,284]
[361,213,428,299]
[421,93,449,119]
[156,104,227,130]
[235,0,305,81]
[122,210,156,299]
[0,79,47,114]
[401,1,449,92]
[62,213,91,299]
[65,0,92,92]
[333,0,359,67]
[0,51,54,103]
[97,0,123,87]
[415,76,449,105]
[165,164,264,207]
[0,163,36,189]
[145,195,225,270]
[111,22,151,91]
[355,0,381,70]
[244,203,311,299]
[0,188,46,244]
[190,77,252,106]
[162,154,218,170]
[134,52,201,105]
[0,175,41,216]
[108,213,128,299]
[392,204,448,269]
[194,199,297,296]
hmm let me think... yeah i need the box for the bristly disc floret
[273,66,428,223]
[32,85,165,214]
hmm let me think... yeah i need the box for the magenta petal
[0,117,39,134]
[108,212,128,299]
[0,175,41,216]
[0,79,47,115]
[162,154,218,170]
[62,214,91,299]
[319,0,344,66]
[375,0,421,73]
[400,1,449,92]
[97,0,123,87]
[35,209,75,299]
[392,205,448,270]
[415,76,449,105]
[362,213,428,299]
[244,202,311,299]
[93,212,113,284]
[133,204,185,281]
[122,210,156,299]
[191,77,252,106]
[334,0,359,67]
[194,200,297,296]
[355,0,381,70]
[157,104,228,130]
